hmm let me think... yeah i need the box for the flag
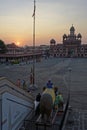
[32,0,36,17]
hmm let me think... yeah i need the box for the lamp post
[68,67,72,104]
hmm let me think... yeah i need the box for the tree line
[0,39,7,54]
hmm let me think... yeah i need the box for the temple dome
[63,34,67,38]
[77,33,82,38]
[50,39,56,44]
[70,25,75,31]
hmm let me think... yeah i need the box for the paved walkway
[65,109,87,130]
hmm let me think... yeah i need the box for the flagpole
[32,0,36,86]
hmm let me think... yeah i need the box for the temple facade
[50,25,87,58]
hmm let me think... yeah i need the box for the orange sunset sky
[0,0,87,46]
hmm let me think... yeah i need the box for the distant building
[0,43,42,63]
[50,25,87,58]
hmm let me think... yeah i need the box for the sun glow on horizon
[16,41,20,46]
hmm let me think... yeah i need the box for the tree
[0,40,7,54]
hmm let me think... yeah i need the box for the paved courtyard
[0,58,87,129]
[65,109,87,130]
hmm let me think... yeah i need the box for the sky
[0,0,87,46]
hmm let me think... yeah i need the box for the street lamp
[68,67,72,104]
